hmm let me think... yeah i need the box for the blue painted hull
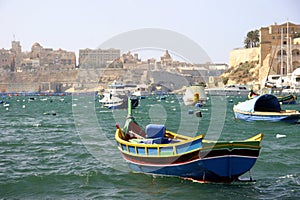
[282,100,296,105]
[234,111,300,123]
[125,155,258,182]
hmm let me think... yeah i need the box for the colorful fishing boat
[234,94,300,123]
[248,90,297,105]
[277,94,297,105]
[115,98,264,183]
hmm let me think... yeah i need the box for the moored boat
[205,84,249,96]
[248,89,297,105]
[277,94,297,104]
[99,92,124,109]
[99,94,139,109]
[234,94,300,123]
[115,98,264,183]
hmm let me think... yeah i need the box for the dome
[32,42,41,48]
[163,50,171,58]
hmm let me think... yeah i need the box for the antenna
[13,34,16,41]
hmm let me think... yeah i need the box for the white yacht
[99,92,124,109]
[205,84,249,96]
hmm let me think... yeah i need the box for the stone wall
[0,71,78,92]
[229,47,260,68]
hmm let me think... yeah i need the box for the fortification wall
[229,47,260,68]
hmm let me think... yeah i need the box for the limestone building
[0,41,77,92]
[0,49,13,71]
[0,40,23,72]
[160,50,173,66]
[229,21,300,86]
[79,48,120,68]
[27,42,76,71]
[260,22,300,75]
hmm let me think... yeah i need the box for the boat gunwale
[116,129,263,158]
[115,129,204,148]
[117,144,262,159]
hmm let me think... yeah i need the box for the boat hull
[120,148,260,182]
[234,110,300,123]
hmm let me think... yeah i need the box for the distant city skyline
[0,0,299,63]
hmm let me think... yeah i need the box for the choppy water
[0,95,299,199]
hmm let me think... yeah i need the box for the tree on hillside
[244,30,259,48]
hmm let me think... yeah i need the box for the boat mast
[280,27,283,86]
[286,21,290,76]
[127,97,132,117]
[265,27,280,88]
[290,36,293,72]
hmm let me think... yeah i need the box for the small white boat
[99,93,124,109]
[206,84,249,96]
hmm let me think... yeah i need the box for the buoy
[195,103,202,108]
[276,134,286,138]
[195,111,202,117]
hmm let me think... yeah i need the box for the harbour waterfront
[0,95,299,199]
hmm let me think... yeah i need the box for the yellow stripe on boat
[115,129,204,157]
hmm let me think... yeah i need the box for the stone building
[0,41,77,92]
[79,48,120,68]
[160,50,173,66]
[260,22,300,75]
[25,42,76,71]
[229,21,300,86]
[0,49,13,71]
[0,40,23,72]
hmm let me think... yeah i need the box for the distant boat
[99,94,138,109]
[291,68,300,93]
[233,94,300,123]
[205,84,249,96]
[132,84,149,98]
[277,94,297,104]
[99,80,138,109]
[115,98,264,183]
[183,84,207,106]
[159,95,166,100]
[99,92,124,109]
[248,89,297,105]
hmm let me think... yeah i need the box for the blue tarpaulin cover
[145,124,166,138]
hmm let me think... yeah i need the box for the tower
[11,40,22,54]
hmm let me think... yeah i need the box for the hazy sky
[0,0,299,63]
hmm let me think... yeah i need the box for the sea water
[0,95,299,199]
